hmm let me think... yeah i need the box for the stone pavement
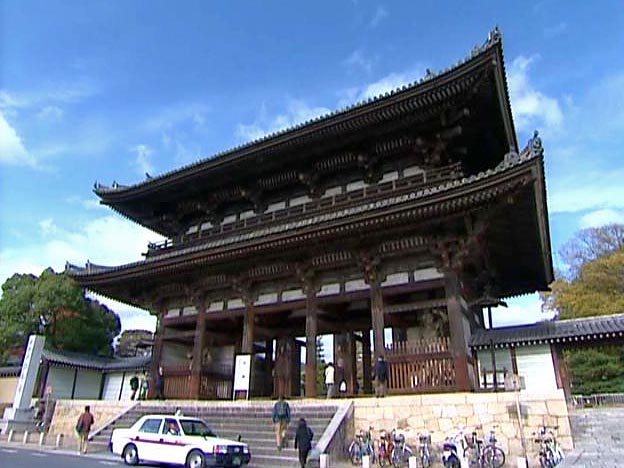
[560,407,624,468]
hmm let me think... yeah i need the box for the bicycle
[463,425,506,468]
[377,429,394,467]
[417,431,432,468]
[390,428,414,467]
[348,427,376,465]
[534,425,564,468]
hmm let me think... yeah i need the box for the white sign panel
[14,335,45,409]
[233,354,251,397]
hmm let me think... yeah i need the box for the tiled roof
[42,349,151,372]
[0,366,20,377]
[470,313,624,349]
[67,141,541,278]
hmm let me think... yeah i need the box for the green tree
[542,223,624,393]
[0,269,121,363]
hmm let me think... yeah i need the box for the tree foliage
[0,269,121,364]
[542,223,624,393]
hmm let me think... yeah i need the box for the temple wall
[0,376,18,403]
[353,390,572,465]
[47,399,133,443]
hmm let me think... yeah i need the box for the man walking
[294,417,314,468]
[324,362,335,398]
[373,355,388,397]
[155,366,165,400]
[75,405,95,454]
[271,395,291,451]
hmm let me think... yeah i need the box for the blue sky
[1,1,623,332]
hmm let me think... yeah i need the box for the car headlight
[243,446,249,454]
[213,445,228,454]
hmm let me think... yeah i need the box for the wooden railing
[385,338,458,394]
[163,365,233,400]
[146,162,464,255]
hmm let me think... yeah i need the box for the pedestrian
[373,354,388,397]
[139,371,149,400]
[155,366,165,400]
[294,417,314,468]
[75,405,95,454]
[129,373,139,400]
[324,362,335,399]
[271,394,291,451]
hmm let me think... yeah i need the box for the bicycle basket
[394,433,405,444]
[419,434,431,444]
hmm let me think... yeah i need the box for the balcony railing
[146,162,463,256]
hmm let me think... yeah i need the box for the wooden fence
[385,337,458,393]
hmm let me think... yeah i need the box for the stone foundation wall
[47,400,134,444]
[353,390,572,465]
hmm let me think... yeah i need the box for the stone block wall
[47,399,134,444]
[353,390,572,465]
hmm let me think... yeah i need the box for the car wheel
[186,449,206,468]
[122,443,139,466]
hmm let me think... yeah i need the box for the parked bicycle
[377,429,394,466]
[463,425,506,468]
[390,428,414,467]
[534,425,564,468]
[417,431,432,468]
[348,427,376,465]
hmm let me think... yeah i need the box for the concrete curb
[0,440,119,462]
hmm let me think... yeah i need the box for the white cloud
[90,295,156,332]
[544,22,567,39]
[131,144,155,177]
[370,6,388,27]
[344,50,374,73]
[580,209,624,228]
[0,215,164,331]
[491,294,554,328]
[236,100,332,142]
[548,168,624,213]
[508,55,563,134]
[37,105,64,121]
[143,103,210,133]
[0,111,36,166]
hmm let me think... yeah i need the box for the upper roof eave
[94,28,512,202]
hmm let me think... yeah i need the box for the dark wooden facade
[67,29,553,399]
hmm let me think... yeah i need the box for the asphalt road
[0,445,123,467]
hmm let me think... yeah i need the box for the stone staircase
[90,400,341,467]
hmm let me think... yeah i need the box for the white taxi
[110,414,251,468]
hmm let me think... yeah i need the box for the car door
[159,417,187,464]
[134,417,165,462]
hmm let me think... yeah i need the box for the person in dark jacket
[373,354,388,397]
[294,417,314,468]
[155,366,165,400]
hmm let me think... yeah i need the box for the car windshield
[180,419,218,437]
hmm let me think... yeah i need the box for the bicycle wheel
[390,446,403,467]
[463,446,479,468]
[419,447,431,468]
[349,441,362,465]
[483,446,505,468]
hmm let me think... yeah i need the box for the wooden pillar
[263,339,273,397]
[304,283,319,398]
[360,253,385,362]
[189,298,207,399]
[149,303,166,399]
[241,300,256,354]
[445,272,472,391]
[551,344,571,400]
[362,330,372,394]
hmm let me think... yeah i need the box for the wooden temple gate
[67,30,553,401]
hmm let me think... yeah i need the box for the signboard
[233,354,251,399]
[13,335,45,409]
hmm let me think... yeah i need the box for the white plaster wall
[516,345,557,392]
